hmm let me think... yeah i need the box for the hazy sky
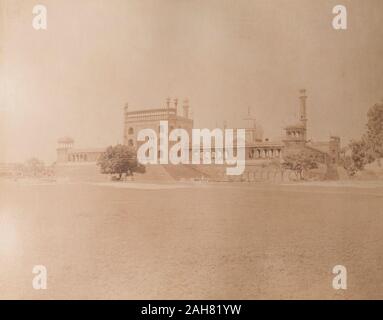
[1,0,382,163]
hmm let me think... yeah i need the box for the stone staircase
[133,164,174,182]
[162,164,209,181]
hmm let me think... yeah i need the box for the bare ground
[0,180,382,299]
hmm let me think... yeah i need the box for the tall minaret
[123,103,129,145]
[299,89,308,141]
[243,106,258,143]
[182,99,189,118]
[299,89,307,127]
[243,106,256,129]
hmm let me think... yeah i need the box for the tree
[364,102,383,165]
[344,102,383,175]
[345,139,374,175]
[97,144,144,180]
[282,151,319,180]
[25,158,45,177]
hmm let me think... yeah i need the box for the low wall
[52,162,331,183]
[54,163,109,182]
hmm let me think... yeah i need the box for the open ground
[0,180,382,299]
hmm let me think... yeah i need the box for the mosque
[56,90,341,171]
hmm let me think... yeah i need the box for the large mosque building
[56,90,341,169]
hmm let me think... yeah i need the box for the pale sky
[1,0,383,163]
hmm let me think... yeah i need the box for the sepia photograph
[0,0,383,306]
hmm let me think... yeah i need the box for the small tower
[329,136,341,164]
[57,137,74,163]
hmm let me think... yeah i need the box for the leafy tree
[25,158,45,177]
[340,155,356,176]
[364,102,383,165]
[346,139,374,174]
[282,151,319,180]
[345,102,383,175]
[97,144,144,180]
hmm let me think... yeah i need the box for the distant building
[0,163,19,177]
[56,98,193,164]
[56,91,341,167]
[123,98,193,154]
[56,136,105,164]
[243,89,341,164]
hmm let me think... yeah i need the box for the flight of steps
[133,164,174,182]
[162,164,209,181]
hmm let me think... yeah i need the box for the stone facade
[281,90,341,165]
[123,98,193,152]
[56,91,341,170]
[56,98,194,164]
[56,137,105,164]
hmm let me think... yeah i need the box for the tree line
[343,102,383,176]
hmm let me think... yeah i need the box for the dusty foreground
[0,180,382,299]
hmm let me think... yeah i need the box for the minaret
[243,106,256,129]
[243,106,257,143]
[299,89,307,141]
[283,90,308,146]
[124,103,129,145]
[299,89,307,127]
[182,99,189,118]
